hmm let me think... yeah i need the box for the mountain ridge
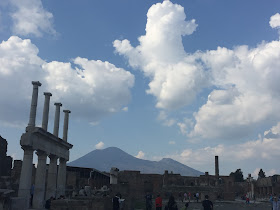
[69,147,203,176]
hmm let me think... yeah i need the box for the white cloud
[0,36,135,127]
[114,0,203,110]
[114,1,280,141]
[270,13,280,29]
[168,141,176,145]
[154,123,280,175]
[135,150,145,159]
[95,141,104,149]
[122,107,128,112]
[10,0,56,37]
[157,111,176,126]
[90,121,99,126]
[190,41,280,140]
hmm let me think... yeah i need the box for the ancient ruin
[17,81,73,209]
[0,81,279,210]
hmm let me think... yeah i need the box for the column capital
[36,150,47,157]
[48,154,58,160]
[63,110,71,114]
[32,81,42,86]
[54,102,62,106]
[21,146,34,152]
[59,157,67,163]
[44,92,52,96]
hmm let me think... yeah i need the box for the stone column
[33,150,47,209]
[63,110,71,141]
[110,167,119,184]
[57,158,67,197]
[215,156,219,177]
[18,146,34,198]
[53,103,62,137]
[46,155,58,199]
[42,92,52,130]
[26,81,42,131]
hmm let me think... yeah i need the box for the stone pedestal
[57,158,66,197]
[18,146,34,198]
[33,151,47,209]
[46,155,58,199]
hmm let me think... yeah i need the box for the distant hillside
[68,147,203,176]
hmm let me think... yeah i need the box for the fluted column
[53,103,62,137]
[33,151,47,209]
[42,92,52,130]
[46,155,58,199]
[26,81,42,131]
[63,110,71,141]
[18,146,34,197]
[57,158,67,197]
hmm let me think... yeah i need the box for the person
[272,196,280,210]
[145,193,152,210]
[179,192,183,202]
[202,195,213,210]
[112,193,120,210]
[245,196,250,204]
[195,192,199,203]
[188,192,191,202]
[30,184,34,207]
[155,194,163,210]
[183,192,187,201]
[165,195,178,210]
[45,196,54,209]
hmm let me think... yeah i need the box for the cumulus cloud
[0,36,134,127]
[153,122,280,175]
[122,107,128,112]
[135,150,145,159]
[114,1,280,141]
[114,0,203,110]
[190,41,280,139]
[10,0,56,37]
[270,13,280,29]
[168,141,176,145]
[95,141,104,149]
[157,111,176,127]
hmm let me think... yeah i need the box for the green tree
[258,169,266,178]
[229,169,244,182]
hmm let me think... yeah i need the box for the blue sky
[0,0,280,178]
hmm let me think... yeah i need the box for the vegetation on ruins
[229,169,244,182]
[258,169,266,179]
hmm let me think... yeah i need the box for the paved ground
[174,200,272,210]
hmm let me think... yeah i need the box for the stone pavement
[174,200,271,210]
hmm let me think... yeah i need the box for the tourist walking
[112,193,120,210]
[155,194,163,210]
[165,195,178,210]
[183,192,187,201]
[195,192,199,203]
[272,196,280,210]
[145,193,152,210]
[202,195,213,210]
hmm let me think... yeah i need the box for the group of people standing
[145,193,213,210]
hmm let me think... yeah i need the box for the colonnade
[18,81,73,209]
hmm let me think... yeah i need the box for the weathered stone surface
[0,136,12,177]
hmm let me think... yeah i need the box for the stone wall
[0,136,12,177]
[51,197,111,210]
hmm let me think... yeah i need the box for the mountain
[68,147,203,176]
